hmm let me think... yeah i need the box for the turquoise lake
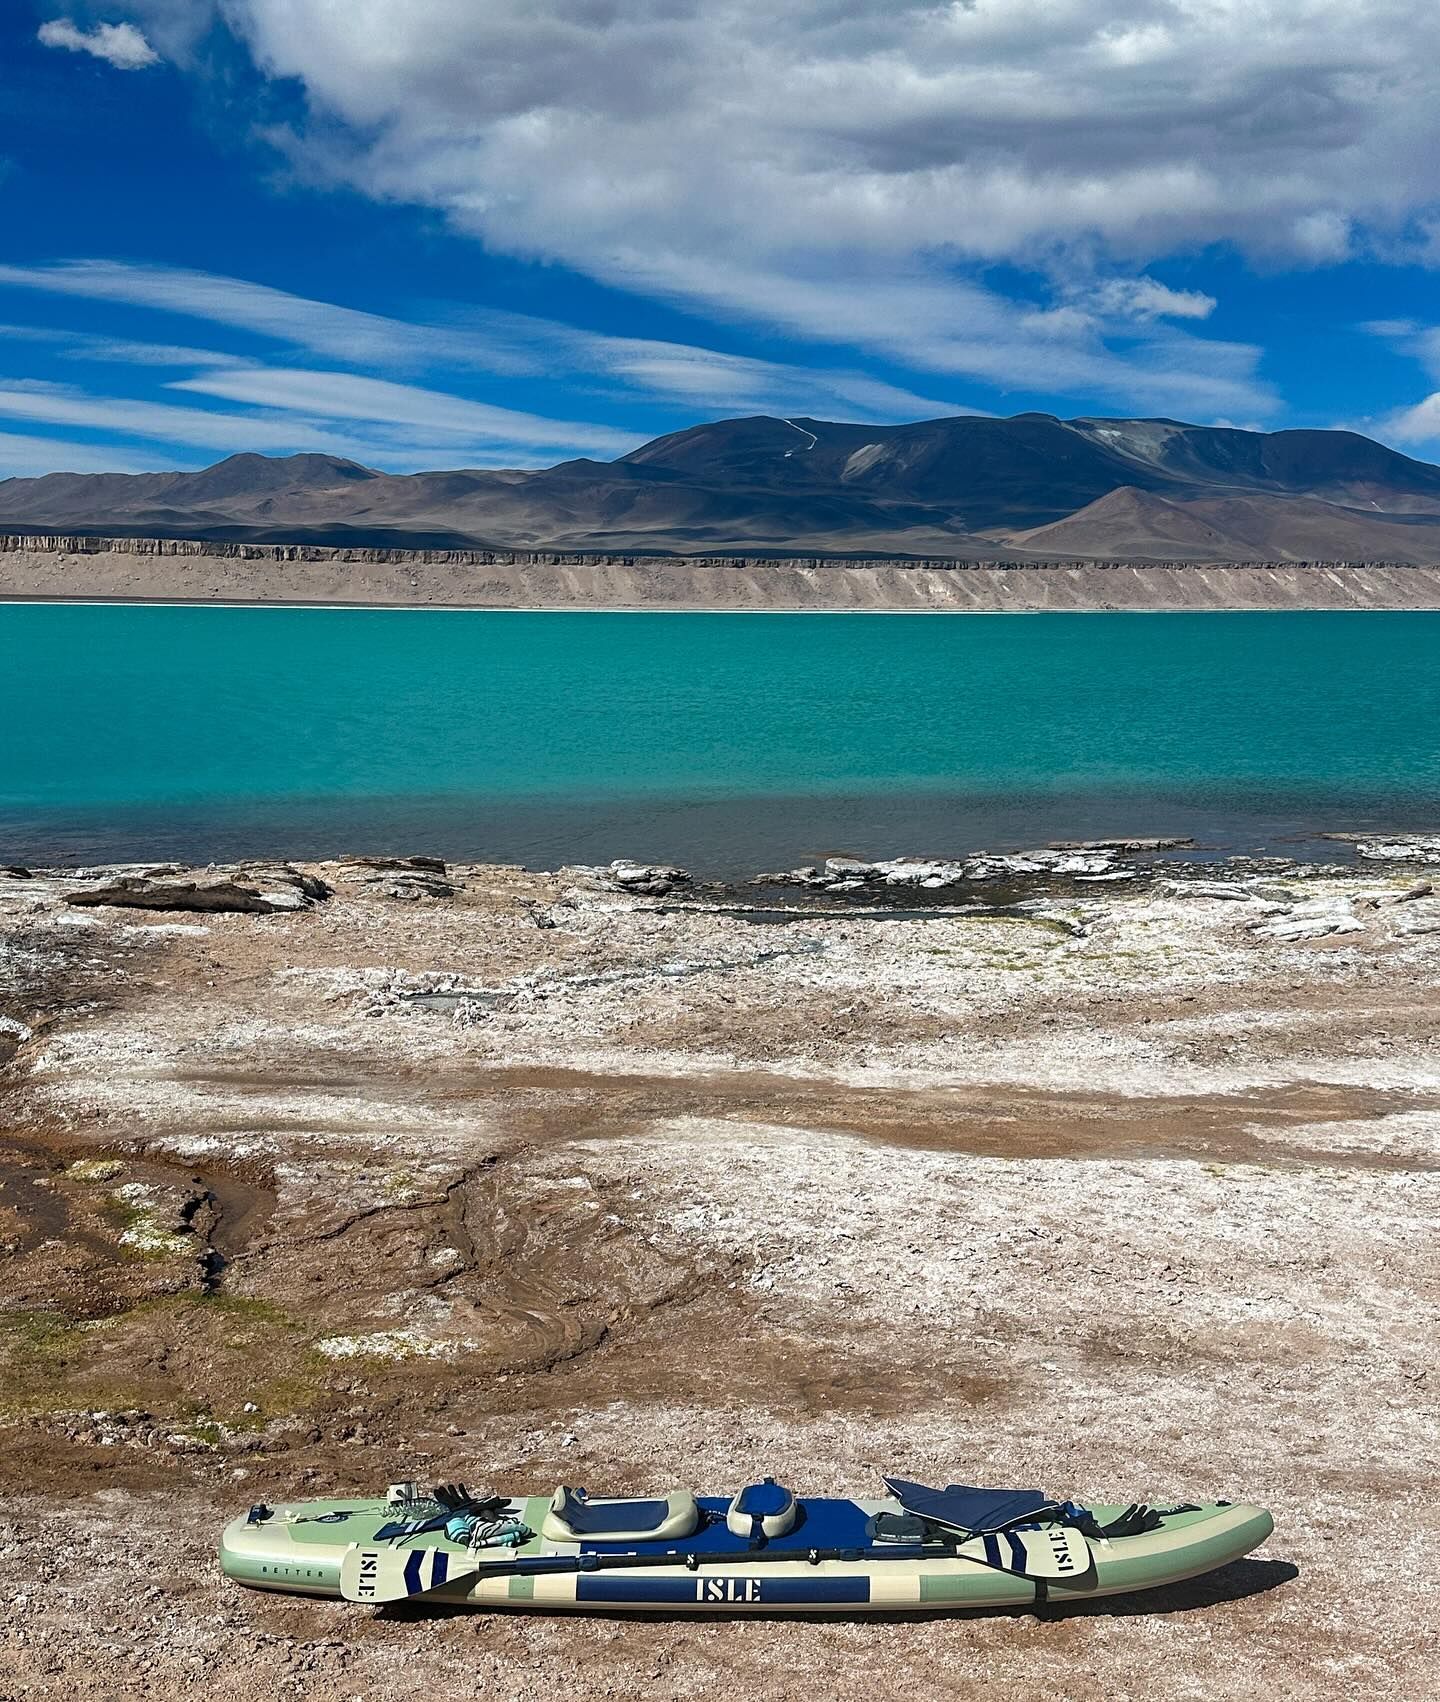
[2,605,1437,870]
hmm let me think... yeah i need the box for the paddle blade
[340,1544,475,1603]
[958,1525,1092,1581]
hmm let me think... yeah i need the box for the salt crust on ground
[2,856,1439,1697]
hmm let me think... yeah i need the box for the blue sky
[5,1,1440,477]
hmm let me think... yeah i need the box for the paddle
[878,1477,1092,1579]
[339,1523,1092,1604]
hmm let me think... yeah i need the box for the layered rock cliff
[5,533,1440,610]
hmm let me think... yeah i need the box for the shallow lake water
[3,605,1438,870]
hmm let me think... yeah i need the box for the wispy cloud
[0,259,980,422]
[0,429,180,479]
[1068,279,1217,324]
[553,332,969,421]
[37,19,160,71]
[0,376,626,469]
[1341,323,1440,452]
[1364,316,1440,385]
[0,377,389,457]
[168,367,638,453]
[601,253,1272,419]
[63,336,243,368]
[0,322,244,368]
[0,260,530,376]
[1359,319,1422,341]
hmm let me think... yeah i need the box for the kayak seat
[541,1487,700,1543]
[726,1478,798,1539]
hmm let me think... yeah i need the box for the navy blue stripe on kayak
[432,1549,448,1588]
[576,1576,871,1605]
[404,1551,423,1595]
[1004,1533,1026,1572]
[982,1533,1002,1569]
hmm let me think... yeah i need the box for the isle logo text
[695,1577,762,1602]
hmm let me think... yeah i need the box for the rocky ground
[1,839,1438,1699]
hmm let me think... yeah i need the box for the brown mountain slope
[1002,487,1240,559]
[1005,485,1440,563]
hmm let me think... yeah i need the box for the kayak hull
[220,1494,1274,1614]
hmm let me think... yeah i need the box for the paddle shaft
[347,1521,1089,1603]
[483,1541,948,1578]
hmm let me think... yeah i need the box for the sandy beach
[2,842,1437,1698]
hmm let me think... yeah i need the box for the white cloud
[38,18,160,70]
[89,1,1353,414]
[1291,210,1354,264]
[63,336,244,368]
[1376,392,1440,446]
[0,377,386,457]
[553,332,968,420]
[1360,319,1421,340]
[282,0,1440,267]
[120,2,1440,332]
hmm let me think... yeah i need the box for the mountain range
[5,412,1440,561]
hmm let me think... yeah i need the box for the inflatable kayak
[220,1475,1273,1614]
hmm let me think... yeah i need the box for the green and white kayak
[220,1476,1274,1615]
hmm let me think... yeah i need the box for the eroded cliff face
[5,532,1440,609]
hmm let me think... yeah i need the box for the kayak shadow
[377,1556,1298,1625]
[1027,1555,1300,1621]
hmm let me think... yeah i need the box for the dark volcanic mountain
[5,413,1440,561]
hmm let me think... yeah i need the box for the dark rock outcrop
[65,869,327,914]
[1048,837,1194,852]
[333,856,458,900]
[605,861,692,897]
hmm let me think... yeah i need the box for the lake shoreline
[13,595,1431,616]
[7,534,1440,610]
[6,797,1439,879]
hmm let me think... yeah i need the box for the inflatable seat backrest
[541,1487,700,1544]
[726,1478,797,1540]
